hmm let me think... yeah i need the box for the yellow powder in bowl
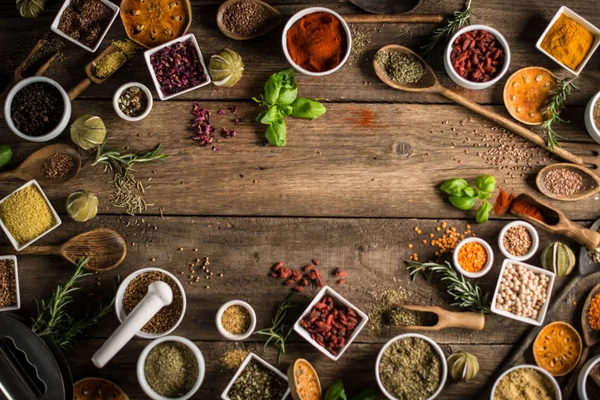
[0,185,55,245]
[541,13,594,71]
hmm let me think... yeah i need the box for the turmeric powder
[541,13,594,71]
[588,293,600,331]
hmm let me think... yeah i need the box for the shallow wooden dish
[74,377,129,400]
[216,0,281,40]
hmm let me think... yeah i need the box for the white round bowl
[498,220,539,262]
[4,76,71,142]
[491,364,561,400]
[215,300,257,341]
[113,82,153,122]
[376,333,447,400]
[453,237,495,279]
[578,354,600,400]
[281,7,352,76]
[115,267,187,339]
[137,335,205,400]
[444,25,511,90]
[585,91,600,145]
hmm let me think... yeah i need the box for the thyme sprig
[542,78,578,150]
[421,0,472,58]
[92,142,167,176]
[255,293,296,364]
[405,260,491,313]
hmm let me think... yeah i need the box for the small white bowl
[491,259,556,326]
[137,335,205,400]
[452,237,494,279]
[0,180,62,251]
[578,354,600,400]
[376,333,447,400]
[0,255,20,312]
[444,25,511,90]
[113,82,153,122]
[221,353,290,400]
[536,6,600,75]
[115,267,187,339]
[4,77,71,143]
[215,300,257,341]
[144,33,211,101]
[51,0,119,53]
[281,7,352,76]
[585,90,600,145]
[498,221,539,262]
[293,285,368,361]
[492,364,561,400]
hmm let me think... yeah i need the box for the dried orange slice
[533,321,582,376]
[503,67,557,125]
[120,0,192,49]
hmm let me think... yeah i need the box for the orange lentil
[457,242,488,272]
[441,222,447,228]
[408,244,413,249]
[589,293,600,331]
[436,227,441,232]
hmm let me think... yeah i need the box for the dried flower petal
[150,40,207,96]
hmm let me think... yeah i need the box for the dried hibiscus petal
[150,40,207,96]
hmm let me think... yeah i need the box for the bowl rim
[452,237,495,278]
[215,299,257,341]
[497,220,540,262]
[0,255,20,312]
[113,82,154,122]
[281,7,352,77]
[578,354,600,400]
[490,364,562,400]
[585,90,600,139]
[137,335,205,400]
[220,353,290,400]
[375,333,447,400]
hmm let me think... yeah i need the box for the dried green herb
[374,51,425,84]
[227,360,287,400]
[144,341,198,397]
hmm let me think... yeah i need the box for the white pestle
[92,281,173,368]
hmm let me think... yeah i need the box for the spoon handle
[0,170,21,181]
[68,78,92,101]
[0,246,60,256]
[437,86,585,165]
[342,14,444,23]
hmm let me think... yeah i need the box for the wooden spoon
[217,0,281,40]
[0,229,126,271]
[373,45,585,165]
[68,45,126,101]
[350,0,421,15]
[398,305,485,331]
[0,144,81,185]
[536,163,600,201]
[287,358,321,400]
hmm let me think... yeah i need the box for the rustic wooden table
[2,1,600,399]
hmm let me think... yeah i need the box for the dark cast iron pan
[350,0,421,15]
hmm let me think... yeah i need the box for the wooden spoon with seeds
[216,0,281,40]
[68,45,127,101]
[536,163,600,202]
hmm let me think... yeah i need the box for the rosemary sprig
[92,142,167,176]
[541,78,578,150]
[421,0,472,58]
[255,293,296,364]
[405,260,491,313]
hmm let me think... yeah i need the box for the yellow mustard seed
[0,185,55,245]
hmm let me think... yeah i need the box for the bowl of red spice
[282,7,352,76]
[215,300,257,341]
[444,25,510,90]
[452,237,494,279]
[498,221,539,262]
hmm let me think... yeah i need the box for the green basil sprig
[0,145,13,169]
[440,174,496,223]
[324,380,379,400]
[254,69,326,146]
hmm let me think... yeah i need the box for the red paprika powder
[286,12,347,73]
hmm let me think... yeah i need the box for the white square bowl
[0,180,62,251]
[144,33,211,101]
[0,255,20,312]
[221,353,290,400]
[491,259,556,326]
[50,0,120,53]
[536,6,600,75]
[293,286,368,361]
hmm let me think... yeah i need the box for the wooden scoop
[287,358,321,400]
[373,45,586,165]
[536,163,600,201]
[0,229,126,271]
[68,45,126,101]
[0,144,81,185]
[217,0,281,40]
[398,305,485,331]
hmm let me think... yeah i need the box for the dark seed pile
[11,82,64,136]
[0,259,17,308]
[222,0,272,37]
[58,0,114,48]
[42,153,74,179]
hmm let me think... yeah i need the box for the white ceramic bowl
[491,364,561,400]
[51,0,119,53]
[452,237,494,279]
[137,335,205,400]
[144,33,211,101]
[281,7,352,76]
[113,82,154,122]
[4,77,71,142]
[536,6,600,75]
[0,255,20,312]
[221,353,290,400]
[491,259,556,326]
[293,285,368,361]
[578,354,600,400]
[215,300,257,341]
[444,25,511,90]
[0,180,62,251]
[376,333,447,400]
[498,221,539,262]
[585,90,600,145]
[115,267,187,339]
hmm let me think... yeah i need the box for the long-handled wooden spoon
[373,45,585,165]
[217,0,282,40]
[0,144,81,185]
[0,229,126,271]
[398,305,485,331]
[536,163,600,201]
[67,45,126,101]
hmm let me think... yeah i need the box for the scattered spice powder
[543,168,584,196]
[374,51,425,84]
[367,288,411,335]
[221,348,252,370]
[222,305,251,335]
[588,293,600,331]
[502,225,533,257]
[457,242,488,272]
[493,367,556,400]
[510,197,546,223]
[494,189,514,215]
[348,25,371,66]
[222,0,273,37]
[117,86,148,117]
[42,152,74,179]
[144,341,198,398]
[0,259,17,308]
[227,359,288,400]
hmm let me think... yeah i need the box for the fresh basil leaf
[278,69,297,88]
[324,380,347,400]
[440,178,470,196]
[478,191,492,200]
[258,106,280,124]
[474,174,496,194]
[350,388,379,400]
[463,186,476,198]
[277,87,298,106]
[449,195,477,211]
[265,118,286,146]
[280,105,293,117]
[291,97,327,119]
[264,73,283,105]
[476,200,493,224]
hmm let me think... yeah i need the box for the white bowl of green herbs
[221,353,290,400]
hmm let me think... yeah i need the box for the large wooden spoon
[398,305,485,331]
[216,0,281,40]
[373,45,585,165]
[536,163,600,202]
[0,144,81,185]
[0,229,126,271]
[68,45,127,101]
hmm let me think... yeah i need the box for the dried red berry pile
[299,295,361,356]
[269,260,348,292]
[450,30,505,83]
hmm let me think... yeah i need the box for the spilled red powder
[351,109,375,127]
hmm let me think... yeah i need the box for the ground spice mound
[0,185,55,245]
[368,288,411,335]
[144,341,198,397]
[493,367,555,400]
[221,348,251,370]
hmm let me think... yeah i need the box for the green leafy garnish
[542,77,578,150]
[421,0,472,58]
[324,381,379,400]
[92,142,167,176]
[254,293,296,363]
[440,174,496,223]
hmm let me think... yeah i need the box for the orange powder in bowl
[457,242,488,272]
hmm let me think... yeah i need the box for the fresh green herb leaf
[542,77,577,150]
[478,192,492,200]
[324,380,347,400]
[440,178,470,196]
[476,200,493,224]
[263,73,284,105]
[277,87,298,106]
[0,145,12,169]
[291,97,327,119]
[255,293,296,364]
[258,106,280,124]
[280,105,294,117]
[449,195,477,210]
[474,174,496,194]
[350,389,379,400]
[265,118,286,146]
[463,186,477,198]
